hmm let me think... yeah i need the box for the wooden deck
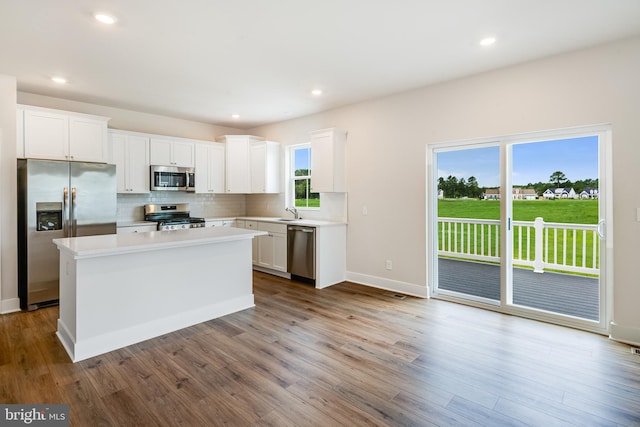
[438,258,599,321]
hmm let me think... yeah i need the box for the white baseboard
[345,271,428,298]
[610,322,640,347]
[1,298,21,314]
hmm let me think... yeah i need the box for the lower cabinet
[234,220,287,273]
[117,224,157,234]
[257,222,287,272]
[205,219,235,228]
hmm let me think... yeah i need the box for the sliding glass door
[428,127,610,333]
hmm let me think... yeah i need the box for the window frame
[287,143,320,210]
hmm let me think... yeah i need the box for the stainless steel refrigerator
[17,159,117,310]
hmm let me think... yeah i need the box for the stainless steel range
[144,203,205,231]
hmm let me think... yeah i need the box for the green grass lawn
[438,198,598,224]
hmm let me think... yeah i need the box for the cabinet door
[225,138,250,193]
[310,128,346,193]
[112,133,149,193]
[24,109,69,160]
[196,143,226,193]
[69,116,107,162]
[209,144,226,193]
[149,139,172,165]
[126,136,150,193]
[250,143,266,193]
[272,232,287,272]
[310,132,333,192]
[257,234,274,268]
[171,141,195,167]
[111,134,128,193]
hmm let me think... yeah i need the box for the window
[289,144,320,208]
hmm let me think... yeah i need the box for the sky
[437,136,599,188]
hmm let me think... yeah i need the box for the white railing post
[533,217,545,273]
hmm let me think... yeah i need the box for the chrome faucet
[285,206,300,219]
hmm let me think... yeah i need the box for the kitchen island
[53,227,266,362]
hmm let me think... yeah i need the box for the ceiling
[2,1,640,129]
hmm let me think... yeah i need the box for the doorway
[427,126,611,333]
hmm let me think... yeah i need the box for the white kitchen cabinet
[234,220,258,263]
[116,224,157,234]
[110,130,150,193]
[217,135,264,193]
[150,138,195,167]
[195,143,225,193]
[257,222,287,272]
[21,106,109,163]
[310,128,347,193]
[250,140,281,193]
[205,219,234,228]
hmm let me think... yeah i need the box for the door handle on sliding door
[597,219,605,239]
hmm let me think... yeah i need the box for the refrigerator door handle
[63,187,69,237]
[71,187,77,237]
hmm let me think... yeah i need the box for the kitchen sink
[276,218,298,222]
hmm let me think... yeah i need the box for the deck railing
[438,217,600,275]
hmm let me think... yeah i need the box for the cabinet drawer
[244,220,258,230]
[258,221,287,234]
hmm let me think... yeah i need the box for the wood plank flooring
[1,271,639,426]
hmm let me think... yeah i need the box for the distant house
[437,189,444,199]
[513,188,537,200]
[483,189,500,200]
[579,188,599,199]
[483,188,537,200]
[543,187,577,199]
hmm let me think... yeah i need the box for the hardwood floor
[1,271,639,426]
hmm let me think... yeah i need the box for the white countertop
[54,227,267,259]
[238,217,347,227]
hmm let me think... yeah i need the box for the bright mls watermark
[1,405,69,426]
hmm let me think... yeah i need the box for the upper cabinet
[250,140,281,193]
[110,130,150,194]
[217,135,281,194]
[217,135,260,193]
[195,142,226,194]
[149,137,195,167]
[19,105,109,163]
[310,128,347,193]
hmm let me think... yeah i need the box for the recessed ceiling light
[95,13,117,25]
[231,114,240,119]
[311,89,323,96]
[51,76,67,84]
[479,36,496,47]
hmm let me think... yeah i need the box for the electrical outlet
[385,260,393,270]
[362,205,368,215]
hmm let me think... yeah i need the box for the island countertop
[53,226,267,259]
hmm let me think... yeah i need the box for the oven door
[150,166,195,191]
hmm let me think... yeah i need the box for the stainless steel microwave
[150,165,195,191]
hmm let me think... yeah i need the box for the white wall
[0,76,17,312]
[249,37,640,343]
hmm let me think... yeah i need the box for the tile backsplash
[117,192,246,222]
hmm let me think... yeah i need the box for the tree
[549,171,568,187]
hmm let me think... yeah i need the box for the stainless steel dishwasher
[287,225,316,281]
